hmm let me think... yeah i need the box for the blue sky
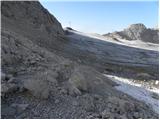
[40,1,158,34]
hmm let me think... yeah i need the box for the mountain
[104,23,159,44]
[1,1,158,119]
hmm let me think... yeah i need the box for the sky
[40,0,158,34]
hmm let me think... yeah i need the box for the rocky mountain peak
[127,23,147,30]
[104,23,159,43]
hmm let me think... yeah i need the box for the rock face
[1,1,65,70]
[1,1,64,51]
[104,23,159,43]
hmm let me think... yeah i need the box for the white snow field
[104,74,159,114]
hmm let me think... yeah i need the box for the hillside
[1,1,159,119]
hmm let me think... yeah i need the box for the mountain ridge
[103,23,159,43]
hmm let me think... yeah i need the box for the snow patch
[104,74,159,114]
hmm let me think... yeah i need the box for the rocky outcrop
[104,24,159,43]
[1,1,64,51]
[68,66,117,96]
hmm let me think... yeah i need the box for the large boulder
[67,66,118,96]
[23,70,58,99]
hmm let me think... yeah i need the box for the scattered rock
[68,84,82,96]
[136,73,152,80]
[1,83,19,96]
[54,99,60,104]
[1,72,6,81]
[151,93,159,99]
[1,106,17,116]
[124,102,135,111]
[59,88,67,95]
[86,113,101,119]
[72,100,79,106]
[101,110,110,118]
[133,111,140,118]
[11,103,29,112]
[7,77,16,83]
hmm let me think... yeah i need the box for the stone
[133,112,140,118]
[124,102,135,111]
[11,103,29,112]
[23,70,58,99]
[1,72,6,81]
[136,73,152,80]
[107,102,113,108]
[68,66,117,96]
[151,93,159,99]
[7,77,16,83]
[72,100,79,106]
[86,113,101,119]
[54,99,60,104]
[24,74,49,99]
[1,83,19,96]
[67,82,82,96]
[59,88,67,95]
[101,110,110,118]
[1,106,16,116]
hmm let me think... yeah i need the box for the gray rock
[136,73,152,80]
[1,83,19,96]
[86,113,100,119]
[101,110,110,118]
[104,23,159,43]
[1,72,6,81]
[68,66,117,96]
[24,74,49,99]
[59,88,67,95]
[133,112,140,118]
[1,106,17,116]
[72,100,79,106]
[11,103,29,112]
[54,99,60,104]
[151,93,159,100]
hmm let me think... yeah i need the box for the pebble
[54,99,60,104]
[107,102,112,108]
[72,101,78,106]
[1,72,6,81]
[133,112,140,118]
[151,93,159,99]
[101,110,110,118]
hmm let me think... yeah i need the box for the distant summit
[104,23,159,44]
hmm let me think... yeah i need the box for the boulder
[1,83,19,96]
[67,66,117,96]
[11,103,29,112]
[24,70,57,99]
